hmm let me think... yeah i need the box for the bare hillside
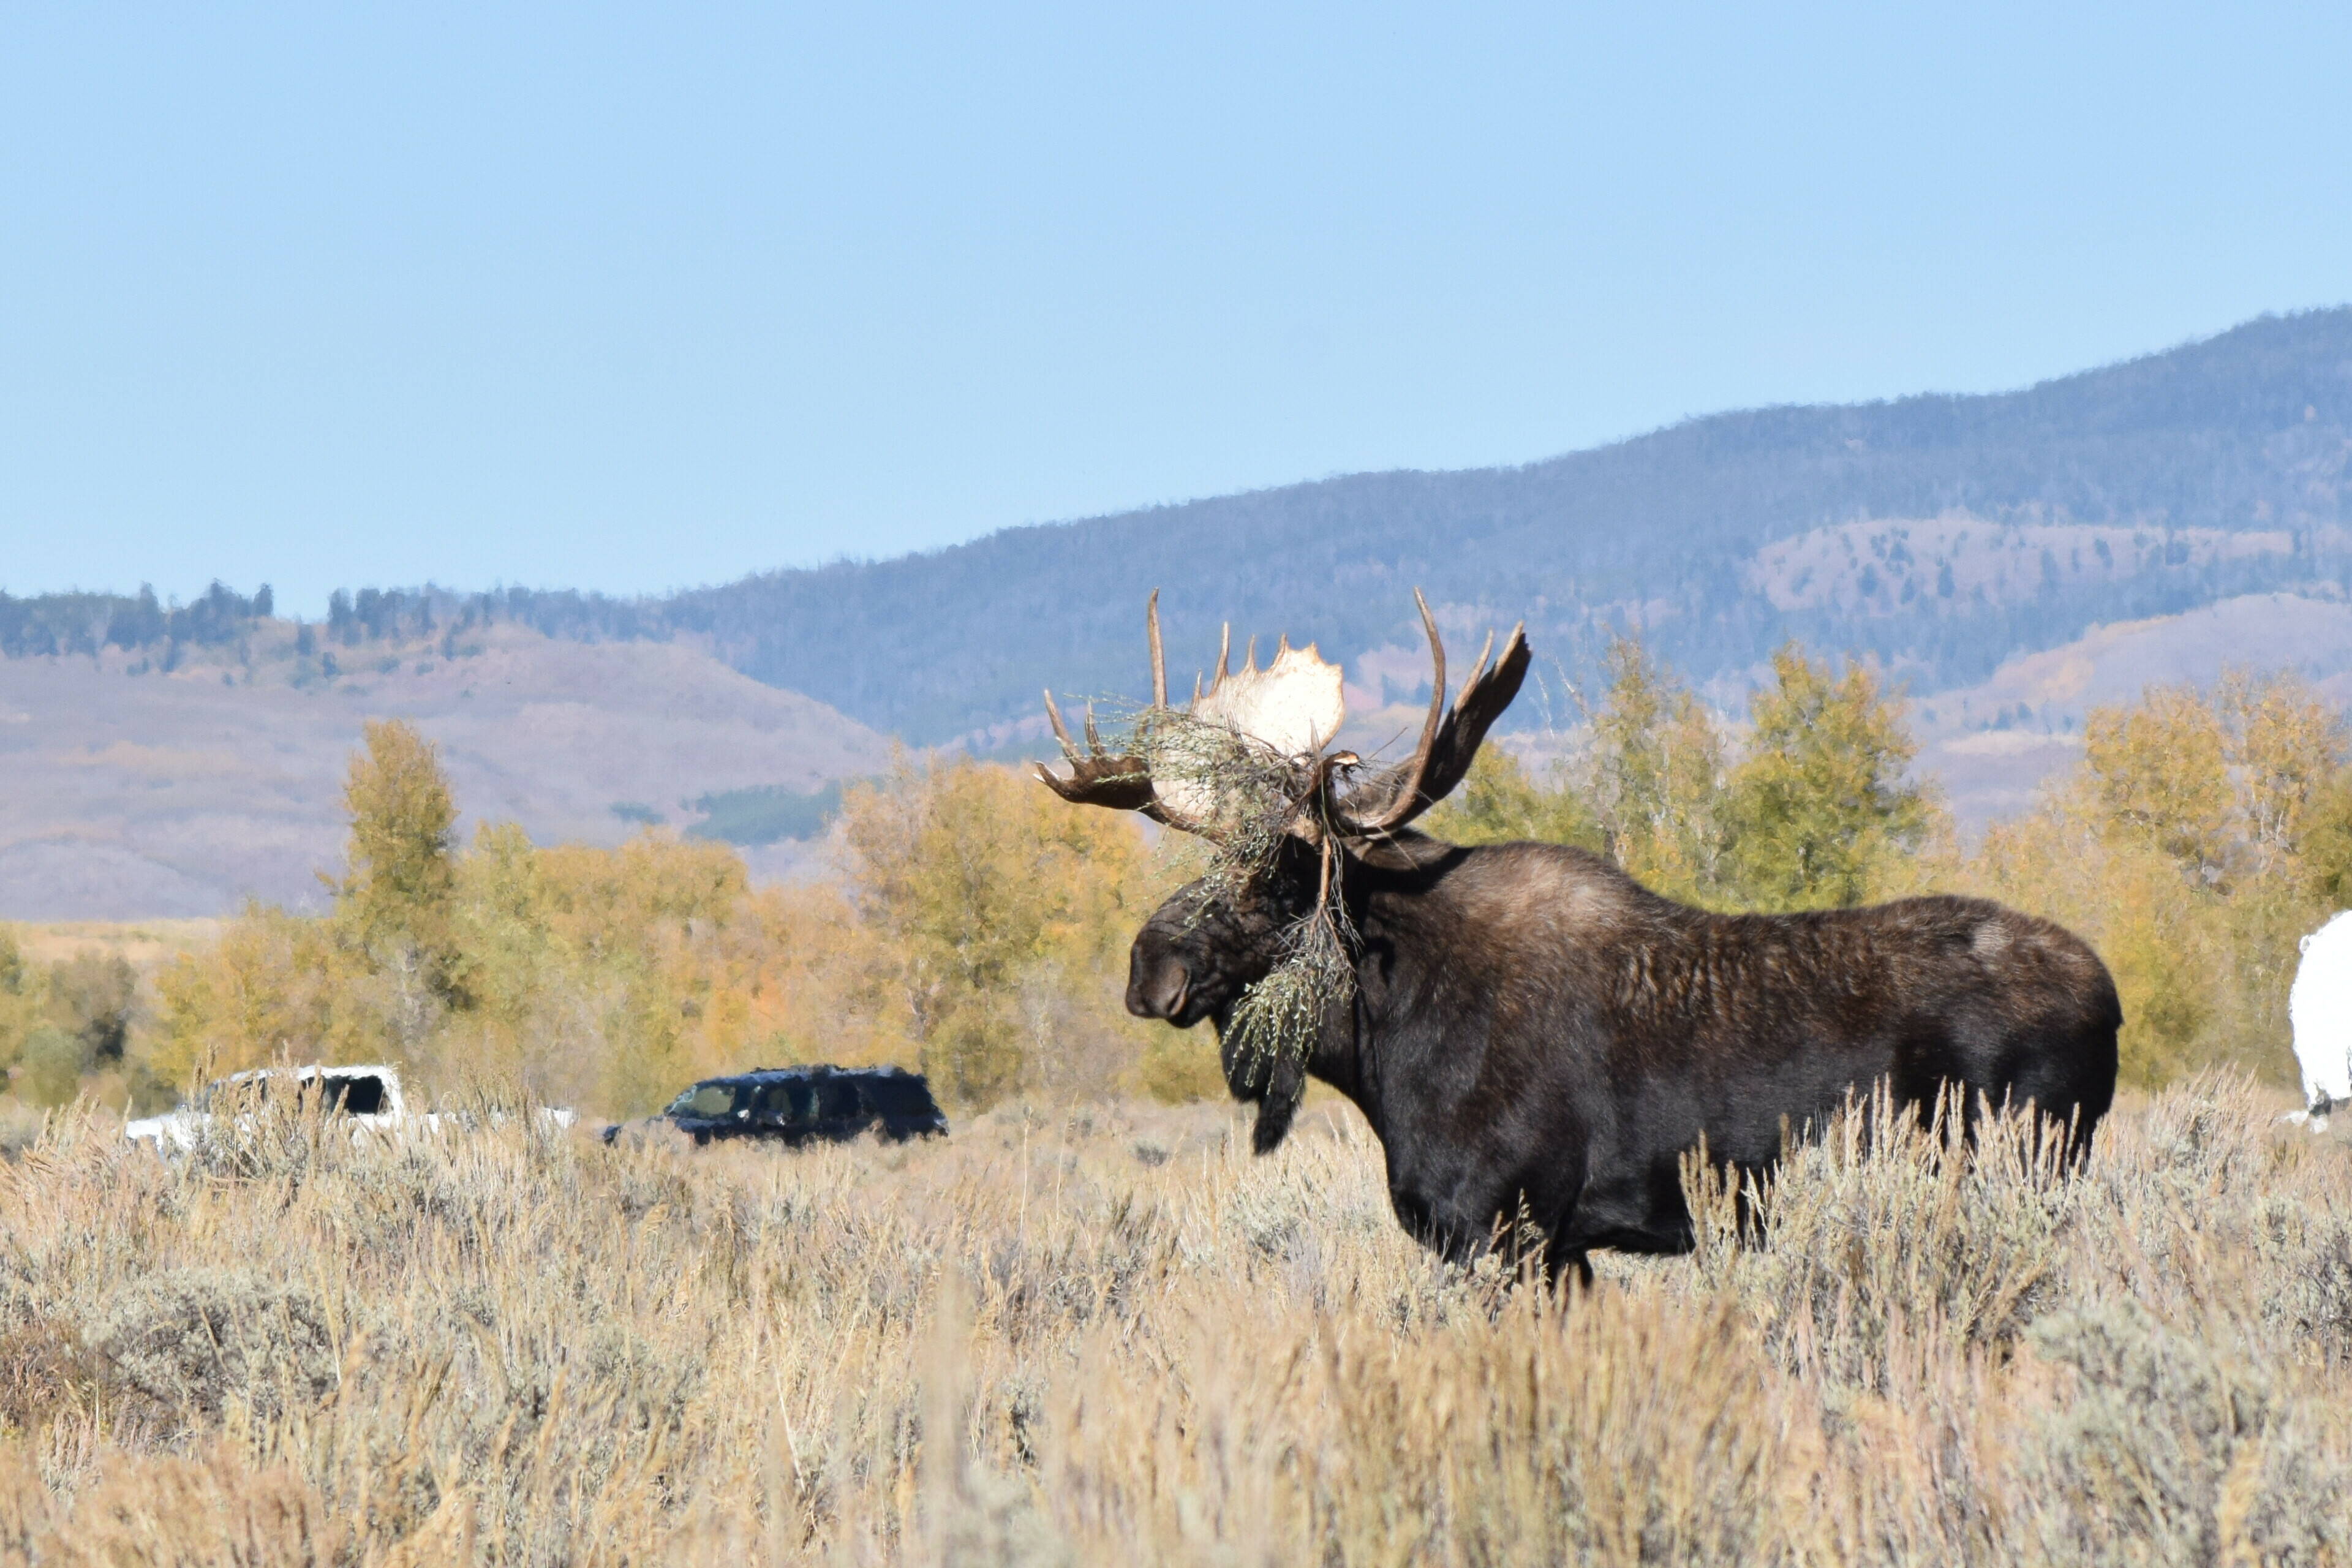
[1746,518,2305,618]
[1914,591,2352,824]
[0,625,888,918]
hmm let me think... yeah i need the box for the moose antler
[1035,590,1204,831]
[1324,590,1529,839]
[1036,588,1527,845]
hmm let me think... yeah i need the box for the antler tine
[1325,592,1533,840]
[1034,592,1188,821]
[1453,624,1521,715]
[1216,623,1231,684]
[1147,589,1168,709]
[1348,587,1450,835]
[1458,628,1496,696]
[1041,687,1084,760]
[1413,587,1449,738]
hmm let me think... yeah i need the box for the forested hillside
[8,307,2350,751]
[639,306,2352,740]
[0,581,273,659]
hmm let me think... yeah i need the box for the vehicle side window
[333,1076,387,1115]
[815,1081,861,1120]
[756,1082,813,1123]
[679,1084,737,1118]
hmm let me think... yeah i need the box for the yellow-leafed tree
[333,718,463,1005]
[1722,645,1931,912]
[838,755,1176,1108]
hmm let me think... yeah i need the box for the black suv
[604,1066,949,1148]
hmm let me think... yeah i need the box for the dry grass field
[1,1074,2348,1566]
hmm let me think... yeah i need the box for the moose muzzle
[1126,952,1193,1023]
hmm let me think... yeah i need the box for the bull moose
[1038,594,2120,1278]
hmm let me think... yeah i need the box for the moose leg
[1545,1245,1595,1291]
[1385,1157,1543,1268]
[1553,1159,1699,1260]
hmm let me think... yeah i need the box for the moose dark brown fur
[1128,832,2119,1275]
[1041,594,2122,1276]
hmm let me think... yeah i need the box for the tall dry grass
[2,1077,2348,1565]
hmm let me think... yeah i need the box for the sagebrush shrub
[89,1268,337,1422]
[2021,1300,2349,1566]
[0,1082,2346,1564]
[1685,1085,2076,1389]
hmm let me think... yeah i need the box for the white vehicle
[2285,911,2352,1130]
[125,1064,574,1152]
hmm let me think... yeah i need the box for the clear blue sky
[5,2,2348,616]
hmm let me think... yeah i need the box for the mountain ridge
[9,309,2352,917]
[643,306,2352,741]
[13,308,2348,742]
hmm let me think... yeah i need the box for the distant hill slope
[10,307,2352,919]
[635,307,2350,742]
[1914,591,2352,826]
[0,626,886,918]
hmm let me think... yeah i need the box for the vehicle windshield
[669,1083,737,1118]
[201,1072,386,1116]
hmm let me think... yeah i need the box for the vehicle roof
[691,1065,929,1087]
[218,1064,397,1084]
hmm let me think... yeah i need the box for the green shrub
[18,1023,89,1108]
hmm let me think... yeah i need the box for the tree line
[1434,638,2352,1085]
[0,582,273,659]
[6,633,2343,1118]
[141,722,1182,1117]
[0,581,676,665]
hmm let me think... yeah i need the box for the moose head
[1035,591,1529,1148]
